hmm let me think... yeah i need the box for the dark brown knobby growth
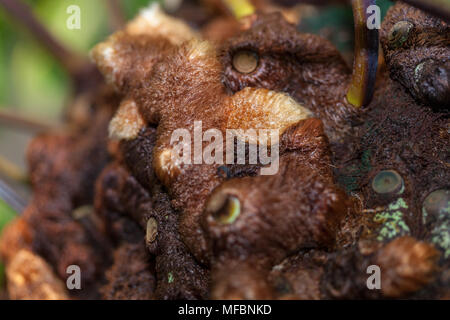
[351,2,449,251]
[221,12,355,144]
[380,1,449,109]
[95,141,209,299]
[322,236,440,299]
[21,95,116,296]
[203,119,348,299]
[329,2,449,299]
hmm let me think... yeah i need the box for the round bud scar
[388,21,414,49]
[372,170,404,194]
[213,195,241,225]
[232,50,259,74]
[146,218,158,244]
[423,189,450,225]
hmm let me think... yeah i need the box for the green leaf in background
[0,0,161,117]
[36,0,110,54]
[377,0,394,19]
[0,199,17,289]
[10,42,69,119]
[0,9,15,104]
[0,41,6,104]
[0,199,15,233]
[299,0,393,54]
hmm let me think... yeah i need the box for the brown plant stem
[0,179,25,213]
[0,155,28,185]
[105,0,126,31]
[0,109,56,132]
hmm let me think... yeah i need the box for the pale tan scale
[90,3,199,88]
[109,99,145,140]
[226,87,312,145]
[6,249,69,300]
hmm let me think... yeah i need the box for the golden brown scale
[5,249,69,300]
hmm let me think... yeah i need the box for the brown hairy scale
[91,33,175,94]
[91,3,448,299]
[89,8,350,298]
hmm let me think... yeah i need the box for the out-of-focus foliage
[0,199,16,289]
[299,0,392,57]
[0,200,15,233]
[124,0,162,19]
[0,0,160,117]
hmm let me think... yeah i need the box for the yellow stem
[222,0,255,19]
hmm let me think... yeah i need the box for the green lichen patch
[430,220,450,259]
[373,198,410,241]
